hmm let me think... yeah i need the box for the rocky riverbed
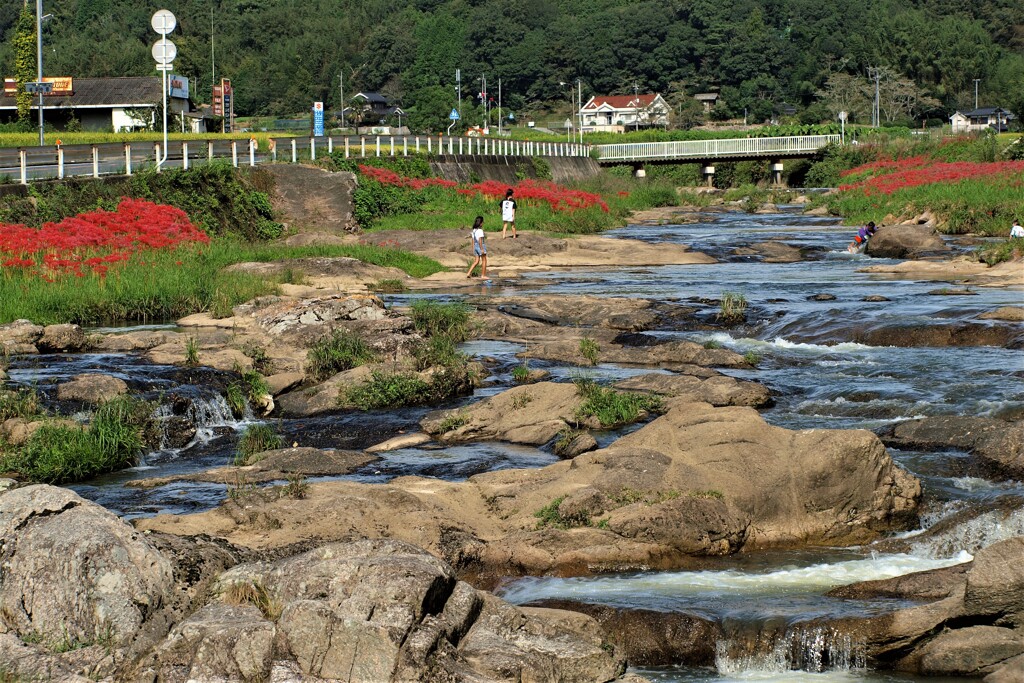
[1,205,1022,682]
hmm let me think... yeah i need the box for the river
[6,206,1022,681]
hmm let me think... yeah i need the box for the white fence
[594,134,843,162]
[0,135,591,184]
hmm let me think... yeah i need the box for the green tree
[13,4,35,123]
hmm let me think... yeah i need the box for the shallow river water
[7,207,1023,681]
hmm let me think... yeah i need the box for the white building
[579,93,670,133]
[949,107,1014,133]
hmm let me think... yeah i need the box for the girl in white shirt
[467,215,489,279]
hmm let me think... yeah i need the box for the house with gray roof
[0,76,198,132]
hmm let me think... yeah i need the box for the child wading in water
[466,216,489,280]
[848,221,877,253]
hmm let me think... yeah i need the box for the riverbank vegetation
[0,166,443,325]
[809,136,1024,241]
[321,155,677,234]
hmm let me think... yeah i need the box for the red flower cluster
[359,164,458,190]
[839,160,1024,195]
[0,198,208,278]
[357,165,609,213]
[460,178,609,213]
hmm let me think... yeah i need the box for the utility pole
[633,81,640,132]
[867,67,881,128]
[36,0,44,146]
[578,79,583,145]
[497,78,501,137]
[456,68,461,121]
[973,79,981,110]
[339,71,344,129]
[210,8,215,104]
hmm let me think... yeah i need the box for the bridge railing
[594,134,842,162]
[0,135,591,184]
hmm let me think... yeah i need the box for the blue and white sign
[449,108,460,121]
[313,101,325,136]
[168,74,189,99]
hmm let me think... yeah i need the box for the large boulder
[918,626,1024,677]
[139,539,627,683]
[0,319,42,354]
[56,373,128,403]
[0,485,174,653]
[866,224,949,259]
[37,323,87,352]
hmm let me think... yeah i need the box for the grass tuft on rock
[234,423,282,466]
[0,396,150,484]
[410,300,470,342]
[574,382,663,428]
[222,580,282,621]
[307,330,378,382]
[0,388,42,421]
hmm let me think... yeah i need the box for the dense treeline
[0,0,1021,130]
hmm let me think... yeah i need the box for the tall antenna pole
[210,7,215,99]
[36,0,44,146]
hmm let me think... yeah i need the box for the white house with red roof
[579,93,669,132]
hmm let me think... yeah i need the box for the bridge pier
[702,164,715,187]
[770,160,784,186]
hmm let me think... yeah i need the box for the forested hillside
[1,0,1021,130]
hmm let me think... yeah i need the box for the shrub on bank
[0,396,151,484]
[0,164,281,242]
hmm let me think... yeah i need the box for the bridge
[593,134,842,184]
[0,133,840,184]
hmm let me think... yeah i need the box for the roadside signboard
[222,79,234,133]
[313,101,325,136]
[212,84,223,116]
[169,74,189,99]
[24,82,53,94]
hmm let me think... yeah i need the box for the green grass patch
[234,424,282,466]
[410,300,471,342]
[0,387,42,421]
[977,239,1024,265]
[574,382,663,428]
[368,278,408,293]
[0,396,150,484]
[412,335,466,370]
[512,362,531,384]
[718,292,747,322]
[436,411,469,434]
[533,496,590,530]
[578,337,600,366]
[0,240,443,326]
[345,367,470,410]
[307,330,378,382]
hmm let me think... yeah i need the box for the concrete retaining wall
[428,155,601,185]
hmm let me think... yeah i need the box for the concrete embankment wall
[428,155,602,185]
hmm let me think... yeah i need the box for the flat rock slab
[522,339,747,369]
[979,306,1024,321]
[364,229,716,270]
[881,416,1024,480]
[126,448,378,488]
[614,373,771,408]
